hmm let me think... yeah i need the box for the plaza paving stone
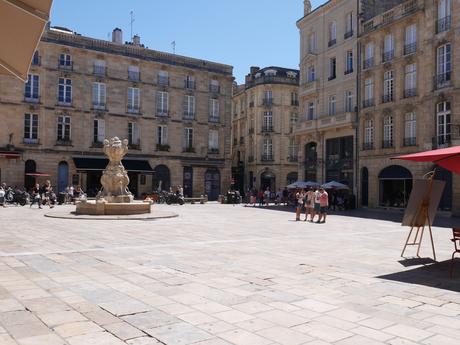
[0,204,459,344]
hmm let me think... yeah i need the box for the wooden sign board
[402,179,445,227]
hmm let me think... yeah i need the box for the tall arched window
[383,115,394,148]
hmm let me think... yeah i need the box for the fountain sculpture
[76,137,151,215]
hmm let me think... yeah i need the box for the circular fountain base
[76,200,151,216]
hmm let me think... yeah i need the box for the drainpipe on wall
[355,0,362,208]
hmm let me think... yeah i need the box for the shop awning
[0,0,53,81]
[0,151,20,158]
[25,172,50,177]
[73,157,154,173]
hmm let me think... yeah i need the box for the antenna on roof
[130,10,135,42]
[171,41,176,54]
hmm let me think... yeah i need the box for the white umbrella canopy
[321,181,350,190]
[287,181,320,189]
[0,0,52,81]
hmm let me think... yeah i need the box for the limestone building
[232,66,300,192]
[358,0,460,214]
[0,26,233,200]
[295,0,359,192]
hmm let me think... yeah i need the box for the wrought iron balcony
[128,71,140,81]
[261,154,274,162]
[433,135,451,148]
[92,102,106,111]
[328,74,336,81]
[404,42,417,55]
[183,112,196,120]
[344,30,353,39]
[24,96,40,103]
[208,148,219,154]
[362,142,374,150]
[23,138,39,145]
[156,110,169,117]
[362,99,374,108]
[344,68,353,75]
[382,140,394,148]
[209,84,220,94]
[93,65,106,76]
[434,73,452,90]
[58,59,73,70]
[208,116,220,123]
[404,137,416,146]
[291,100,299,106]
[184,80,196,90]
[127,106,140,114]
[436,16,451,34]
[261,125,274,133]
[156,143,170,152]
[157,76,169,86]
[382,50,394,63]
[404,88,417,98]
[262,98,273,106]
[363,58,374,70]
[328,38,337,47]
[382,94,394,103]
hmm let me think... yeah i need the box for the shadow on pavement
[243,204,460,228]
[377,259,460,293]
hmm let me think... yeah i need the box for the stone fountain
[76,137,151,215]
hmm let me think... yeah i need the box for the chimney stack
[304,0,312,15]
[133,35,141,46]
[112,28,122,44]
[249,66,260,75]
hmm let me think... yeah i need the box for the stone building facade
[232,67,300,192]
[295,0,359,193]
[0,27,233,200]
[357,0,460,214]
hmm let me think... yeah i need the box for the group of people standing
[295,188,329,223]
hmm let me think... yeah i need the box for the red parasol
[392,145,460,175]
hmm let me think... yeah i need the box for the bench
[184,196,208,204]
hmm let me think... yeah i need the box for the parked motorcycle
[165,192,185,205]
[5,187,29,206]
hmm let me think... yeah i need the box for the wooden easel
[401,171,437,261]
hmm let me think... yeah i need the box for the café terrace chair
[449,228,460,278]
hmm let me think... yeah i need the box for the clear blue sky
[50,1,326,84]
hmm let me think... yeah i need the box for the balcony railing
[262,98,273,106]
[128,71,140,81]
[291,100,299,106]
[156,143,170,152]
[328,38,337,47]
[57,100,72,107]
[433,135,451,148]
[58,60,73,70]
[436,16,451,34]
[404,88,417,98]
[362,99,375,108]
[23,138,39,145]
[93,65,106,76]
[209,84,220,94]
[183,112,195,120]
[344,30,353,39]
[261,154,274,162]
[404,137,416,146]
[404,42,417,55]
[127,107,140,114]
[362,142,374,150]
[183,146,195,153]
[208,116,220,123]
[382,50,394,63]
[208,148,219,154]
[328,74,337,81]
[24,96,39,103]
[261,125,274,133]
[156,109,169,117]
[288,156,298,162]
[435,73,452,89]
[382,140,394,148]
[92,102,106,110]
[128,142,141,150]
[344,68,353,75]
[158,76,169,86]
[363,58,374,69]
[184,80,196,90]
[382,94,394,103]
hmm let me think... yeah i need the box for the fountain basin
[76,200,151,215]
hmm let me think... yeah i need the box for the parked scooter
[5,187,30,206]
[165,192,185,205]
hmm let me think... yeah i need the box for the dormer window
[265,69,277,77]
[255,73,261,78]
[286,71,297,78]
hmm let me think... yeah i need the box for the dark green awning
[73,157,154,173]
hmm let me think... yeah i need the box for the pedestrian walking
[317,188,329,223]
[30,183,42,209]
[295,189,305,221]
[304,188,315,222]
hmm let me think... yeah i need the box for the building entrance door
[57,161,69,193]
